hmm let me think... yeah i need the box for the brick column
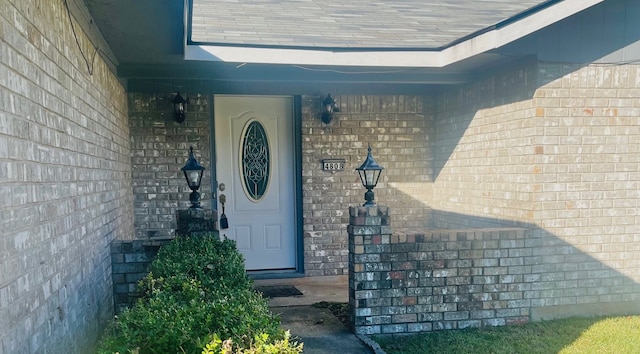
[348,205,391,335]
[176,209,218,236]
[111,240,171,313]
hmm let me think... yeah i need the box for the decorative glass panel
[241,121,270,201]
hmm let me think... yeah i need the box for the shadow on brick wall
[350,206,640,336]
[429,209,640,318]
[432,0,640,179]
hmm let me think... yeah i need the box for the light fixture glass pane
[325,103,333,113]
[365,170,375,186]
[189,170,200,184]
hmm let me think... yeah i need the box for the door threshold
[248,269,304,280]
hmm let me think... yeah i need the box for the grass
[374,315,640,354]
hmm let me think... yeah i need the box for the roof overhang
[185,0,604,67]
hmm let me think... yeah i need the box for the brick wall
[0,0,133,352]
[431,62,539,228]
[302,95,433,276]
[528,62,640,241]
[349,206,640,336]
[429,61,640,317]
[432,61,640,232]
[129,92,212,240]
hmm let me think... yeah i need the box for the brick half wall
[349,206,640,335]
[111,240,170,313]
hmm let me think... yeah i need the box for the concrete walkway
[254,275,374,354]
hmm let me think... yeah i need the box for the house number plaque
[321,159,345,171]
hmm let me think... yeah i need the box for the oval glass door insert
[240,120,270,201]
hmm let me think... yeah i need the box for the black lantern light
[172,92,188,123]
[181,146,205,208]
[356,145,384,206]
[321,94,338,124]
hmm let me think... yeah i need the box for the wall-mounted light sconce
[356,145,384,206]
[172,92,188,123]
[181,146,205,208]
[321,94,338,124]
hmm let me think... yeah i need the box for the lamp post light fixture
[181,146,205,208]
[356,145,384,206]
[172,92,188,123]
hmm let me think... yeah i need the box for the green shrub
[98,234,284,354]
[146,234,252,293]
[202,331,303,354]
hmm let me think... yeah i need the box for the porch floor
[253,275,348,307]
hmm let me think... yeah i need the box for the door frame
[209,95,304,277]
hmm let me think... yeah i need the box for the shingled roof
[190,0,550,49]
[185,0,604,68]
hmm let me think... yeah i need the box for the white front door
[214,95,296,270]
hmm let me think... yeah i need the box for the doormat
[255,285,303,298]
